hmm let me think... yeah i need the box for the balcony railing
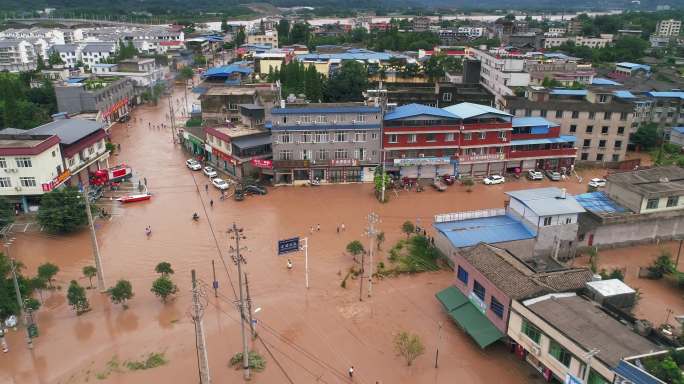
[508,148,577,159]
[434,208,506,223]
[458,153,505,162]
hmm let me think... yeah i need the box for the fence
[434,208,506,223]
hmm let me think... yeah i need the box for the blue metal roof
[673,126,684,134]
[510,135,576,146]
[613,360,664,384]
[646,91,684,99]
[592,78,621,86]
[550,89,588,96]
[384,103,458,121]
[616,62,651,72]
[296,49,393,62]
[442,102,511,120]
[512,117,559,128]
[66,77,87,83]
[270,123,381,131]
[575,192,627,214]
[433,214,535,248]
[203,64,253,78]
[505,187,585,216]
[613,90,636,99]
[271,106,380,115]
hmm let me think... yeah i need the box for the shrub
[229,351,266,372]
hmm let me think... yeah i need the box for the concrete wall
[606,183,645,213]
[535,222,580,261]
[55,85,87,114]
[579,214,684,249]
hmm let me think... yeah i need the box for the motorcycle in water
[309,178,321,187]
[192,213,200,221]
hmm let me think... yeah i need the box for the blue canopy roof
[646,91,684,99]
[592,78,621,86]
[512,117,559,128]
[433,214,535,248]
[550,89,588,96]
[203,64,253,78]
[616,62,651,72]
[384,103,458,121]
[297,49,393,62]
[510,135,576,146]
[613,90,636,99]
[575,192,627,214]
[505,187,585,216]
[672,127,684,134]
[442,102,511,120]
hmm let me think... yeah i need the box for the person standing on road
[317,224,320,232]
[210,199,214,208]
[205,184,209,192]
[341,223,346,232]
[348,366,354,379]
[0,328,8,353]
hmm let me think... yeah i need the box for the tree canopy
[108,279,133,308]
[323,61,368,102]
[37,187,89,234]
[151,276,178,303]
[0,73,56,129]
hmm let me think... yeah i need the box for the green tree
[632,123,659,150]
[220,19,229,33]
[277,19,290,45]
[303,64,323,102]
[150,276,178,303]
[67,280,89,314]
[178,66,194,81]
[346,240,365,259]
[324,61,368,102]
[154,262,174,277]
[0,253,33,319]
[235,28,246,47]
[82,266,97,289]
[107,279,133,309]
[289,22,310,45]
[0,196,15,227]
[36,54,46,71]
[25,297,40,312]
[393,331,425,366]
[48,51,64,66]
[648,250,676,278]
[401,221,415,238]
[37,262,59,289]
[37,187,88,234]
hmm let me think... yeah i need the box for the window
[16,157,32,167]
[601,126,609,134]
[596,153,604,161]
[370,132,378,140]
[543,217,552,226]
[479,132,486,140]
[301,132,313,143]
[0,158,5,168]
[565,217,572,224]
[0,177,10,188]
[316,115,327,123]
[97,141,103,150]
[445,133,455,141]
[335,131,347,142]
[301,149,312,160]
[88,146,94,155]
[464,133,472,140]
[586,125,593,133]
[279,133,292,143]
[612,154,620,162]
[555,110,563,118]
[509,109,516,116]
[19,177,36,187]
[540,110,547,117]
[599,140,606,148]
[356,113,366,123]
[581,153,589,160]
[317,149,329,160]
[457,266,468,284]
[617,126,625,135]
[443,92,452,102]
[620,112,628,121]
[499,131,506,139]
[490,296,504,318]
[604,111,612,120]
[614,140,622,149]
[667,196,679,208]
[589,111,596,119]
[278,150,292,160]
[548,340,572,367]
[521,320,541,344]
[388,134,398,144]
[583,139,591,147]
[572,111,579,119]
[598,94,609,103]
[354,148,365,160]
[524,109,532,117]
[68,157,75,167]
[354,131,366,142]
[473,280,485,300]
[426,133,437,142]
[334,149,348,159]
[315,131,327,143]
[408,134,417,143]
[569,124,577,133]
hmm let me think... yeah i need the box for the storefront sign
[102,97,129,119]
[393,157,451,167]
[251,159,273,169]
[330,159,358,167]
[277,237,299,255]
[212,148,237,165]
[41,170,72,192]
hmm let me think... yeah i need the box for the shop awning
[435,286,503,349]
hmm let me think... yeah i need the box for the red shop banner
[251,159,273,169]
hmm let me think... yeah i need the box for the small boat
[117,193,152,203]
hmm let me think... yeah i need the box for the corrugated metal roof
[614,360,664,384]
[575,191,628,213]
[433,215,535,248]
[296,49,393,62]
[231,134,271,149]
[613,90,636,99]
[646,91,684,99]
[592,78,622,86]
[510,135,576,146]
[505,187,586,216]
[549,89,588,96]
[203,64,253,78]
[511,117,559,128]
[384,103,458,121]
[28,119,105,145]
[616,62,651,71]
[442,102,511,119]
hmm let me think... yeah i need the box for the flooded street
[1,88,600,384]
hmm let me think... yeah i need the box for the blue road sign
[278,237,300,255]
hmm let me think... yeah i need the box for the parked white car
[588,178,607,188]
[186,159,201,171]
[212,178,230,190]
[527,170,544,180]
[483,175,505,185]
[203,166,218,178]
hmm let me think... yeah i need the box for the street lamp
[253,307,261,338]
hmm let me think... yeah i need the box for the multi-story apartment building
[204,125,272,179]
[51,44,81,68]
[382,102,577,177]
[457,27,485,38]
[269,103,382,185]
[0,40,37,72]
[55,77,135,125]
[655,19,681,37]
[412,17,431,32]
[246,30,278,48]
[199,83,280,125]
[544,34,614,49]
[642,91,684,135]
[503,87,634,164]
[81,43,116,68]
[467,47,530,108]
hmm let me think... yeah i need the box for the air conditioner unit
[274,140,280,144]
[351,120,356,124]
[418,153,425,158]
[530,345,541,356]
[296,121,301,125]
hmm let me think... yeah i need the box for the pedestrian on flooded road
[144,177,147,186]
[337,225,340,234]
[117,143,121,151]
[310,226,314,234]
[348,366,354,379]
[145,226,152,238]
[317,224,320,232]
[205,184,208,192]
[0,328,8,353]
[210,199,214,208]
[341,223,346,232]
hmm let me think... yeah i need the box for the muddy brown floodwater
[0,88,600,384]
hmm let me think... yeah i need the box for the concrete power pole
[366,212,379,298]
[191,270,211,384]
[83,185,105,292]
[228,223,250,381]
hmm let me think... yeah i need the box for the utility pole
[228,223,250,381]
[211,260,218,298]
[359,248,364,302]
[245,273,256,339]
[380,150,386,203]
[5,239,33,349]
[167,92,176,144]
[191,270,211,384]
[435,322,443,368]
[301,237,309,289]
[83,185,105,292]
[366,212,379,298]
